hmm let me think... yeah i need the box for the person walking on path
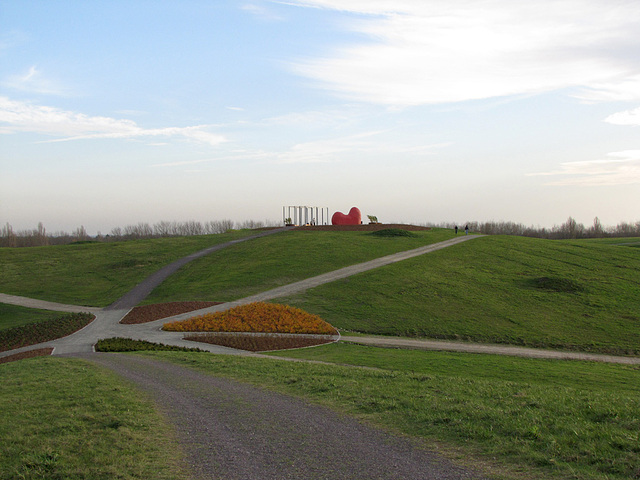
[454,225,458,235]
[465,225,469,235]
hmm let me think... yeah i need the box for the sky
[1,0,639,234]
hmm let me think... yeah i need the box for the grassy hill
[144,228,454,303]
[0,230,257,307]
[279,235,640,355]
[2,229,638,354]
[2,229,639,480]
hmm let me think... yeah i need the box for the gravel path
[343,336,640,365]
[0,233,483,358]
[74,352,487,480]
[107,227,293,310]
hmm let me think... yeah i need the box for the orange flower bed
[163,302,338,335]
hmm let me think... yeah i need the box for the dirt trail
[74,352,486,480]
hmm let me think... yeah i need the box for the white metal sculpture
[282,206,329,226]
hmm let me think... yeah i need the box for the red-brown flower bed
[0,348,53,364]
[184,333,336,352]
[120,301,221,324]
[163,302,337,335]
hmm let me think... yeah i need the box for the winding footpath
[1,231,482,357]
[1,230,637,364]
[3,229,638,478]
[1,229,494,479]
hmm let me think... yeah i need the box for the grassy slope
[144,229,454,303]
[0,356,188,480]
[3,231,639,480]
[0,303,63,330]
[278,235,640,355]
[0,230,256,307]
[148,349,640,480]
[3,231,638,354]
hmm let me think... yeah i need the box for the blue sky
[1,0,639,234]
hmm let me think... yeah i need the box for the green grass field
[278,235,640,355]
[0,356,189,480]
[2,230,640,479]
[144,228,455,303]
[2,231,638,354]
[146,349,640,480]
[0,230,257,307]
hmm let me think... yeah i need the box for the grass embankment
[0,357,189,480]
[280,235,640,355]
[147,348,640,480]
[0,230,258,307]
[144,229,455,303]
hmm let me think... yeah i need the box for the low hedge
[95,337,205,352]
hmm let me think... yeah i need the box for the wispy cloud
[0,97,227,146]
[152,128,449,168]
[529,150,640,186]
[287,0,640,106]
[2,65,71,96]
[242,3,284,21]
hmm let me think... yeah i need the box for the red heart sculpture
[332,207,362,225]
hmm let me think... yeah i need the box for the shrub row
[163,302,338,335]
[370,228,416,237]
[94,337,205,352]
[185,333,336,352]
[0,313,94,352]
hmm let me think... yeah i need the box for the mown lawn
[144,228,455,303]
[149,347,640,480]
[279,235,640,355]
[0,356,189,480]
[0,230,258,307]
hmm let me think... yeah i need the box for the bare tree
[204,219,234,234]
[1,223,17,247]
[72,225,89,242]
[123,223,153,239]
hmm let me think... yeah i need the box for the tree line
[2,216,639,248]
[0,219,279,247]
[427,217,640,240]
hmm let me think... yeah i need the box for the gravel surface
[344,337,640,365]
[76,352,487,480]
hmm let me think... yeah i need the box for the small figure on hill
[465,225,469,235]
[454,225,458,235]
